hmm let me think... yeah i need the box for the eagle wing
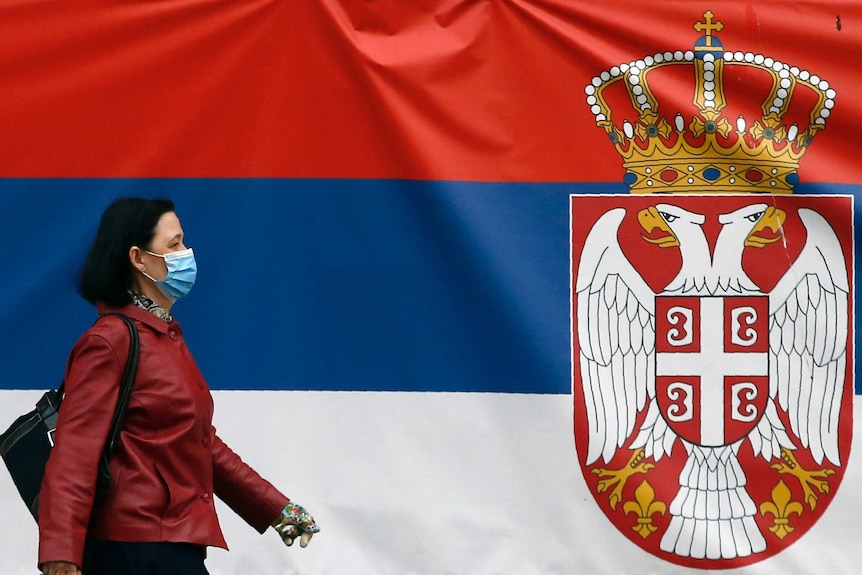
[767,208,849,465]
[576,208,657,465]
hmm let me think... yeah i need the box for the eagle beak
[745,206,787,248]
[638,206,679,247]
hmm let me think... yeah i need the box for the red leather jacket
[38,304,289,567]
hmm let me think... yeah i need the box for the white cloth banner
[1,391,859,575]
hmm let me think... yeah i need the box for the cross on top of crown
[694,11,724,47]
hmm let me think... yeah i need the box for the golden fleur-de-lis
[622,479,667,539]
[760,479,804,539]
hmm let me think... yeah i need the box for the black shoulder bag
[0,313,140,520]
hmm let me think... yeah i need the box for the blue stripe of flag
[0,179,858,393]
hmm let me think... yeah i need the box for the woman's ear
[128,246,145,273]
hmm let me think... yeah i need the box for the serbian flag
[0,2,860,574]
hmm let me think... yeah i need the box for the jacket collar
[96,302,181,335]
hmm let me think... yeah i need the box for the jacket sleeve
[212,431,290,533]
[37,332,125,568]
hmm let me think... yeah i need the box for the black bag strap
[93,313,140,494]
[100,313,140,456]
[36,389,63,446]
[33,313,139,496]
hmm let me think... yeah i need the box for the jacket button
[202,437,210,448]
[201,493,211,502]
[169,331,178,340]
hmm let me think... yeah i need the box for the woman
[39,197,318,575]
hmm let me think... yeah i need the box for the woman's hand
[272,502,320,548]
[41,561,81,575]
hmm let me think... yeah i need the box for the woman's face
[141,211,187,281]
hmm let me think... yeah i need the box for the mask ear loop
[138,249,163,285]
[141,269,161,284]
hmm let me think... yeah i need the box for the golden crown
[586,11,835,194]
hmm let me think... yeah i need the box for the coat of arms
[572,12,852,569]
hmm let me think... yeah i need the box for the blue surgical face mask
[142,247,197,302]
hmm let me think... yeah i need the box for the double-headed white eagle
[576,202,848,559]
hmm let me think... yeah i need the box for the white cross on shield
[654,295,770,446]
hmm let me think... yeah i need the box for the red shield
[654,295,770,446]
[571,194,854,570]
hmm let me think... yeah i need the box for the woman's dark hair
[77,197,175,306]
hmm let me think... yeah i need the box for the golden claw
[591,448,655,510]
[770,448,836,511]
